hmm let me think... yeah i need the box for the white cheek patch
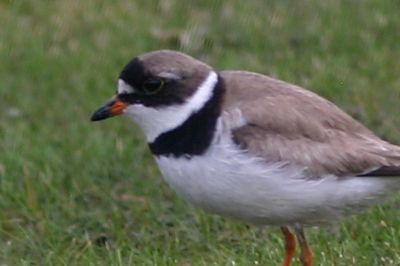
[122,71,219,142]
[118,79,135,94]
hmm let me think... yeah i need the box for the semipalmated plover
[91,50,400,266]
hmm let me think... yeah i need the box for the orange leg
[294,225,313,266]
[281,226,296,266]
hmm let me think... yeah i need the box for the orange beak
[91,96,128,121]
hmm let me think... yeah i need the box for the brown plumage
[91,50,400,266]
[220,71,400,177]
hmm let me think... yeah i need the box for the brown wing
[220,70,400,177]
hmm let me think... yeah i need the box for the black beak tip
[90,107,110,122]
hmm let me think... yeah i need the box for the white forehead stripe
[122,71,219,142]
[118,79,135,94]
[157,71,181,80]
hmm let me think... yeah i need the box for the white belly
[155,139,400,226]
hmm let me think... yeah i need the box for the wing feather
[220,70,400,177]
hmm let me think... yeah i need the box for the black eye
[143,78,164,94]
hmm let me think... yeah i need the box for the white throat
[120,71,219,142]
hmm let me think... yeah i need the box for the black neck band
[149,75,225,157]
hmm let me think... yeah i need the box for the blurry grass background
[1,0,400,265]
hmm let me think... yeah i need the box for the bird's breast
[153,139,400,225]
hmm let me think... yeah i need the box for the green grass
[1,0,400,265]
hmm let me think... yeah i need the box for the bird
[91,50,400,266]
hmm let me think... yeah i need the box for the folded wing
[220,71,400,178]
